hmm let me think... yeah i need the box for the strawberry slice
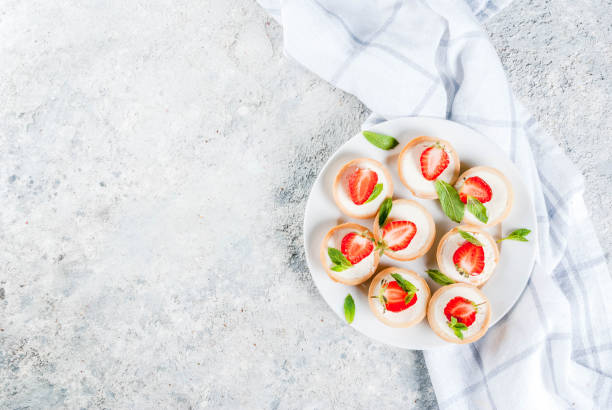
[452,242,485,276]
[444,296,477,326]
[348,168,378,205]
[458,176,492,204]
[384,281,418,312]
[420,144,450,181]
[382,220,417,251]
[341,232,374,265]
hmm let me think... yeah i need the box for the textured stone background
[0,0,610,408]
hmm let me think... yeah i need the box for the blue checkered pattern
[258,0,612,407]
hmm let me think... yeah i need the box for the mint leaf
[344,294,355,324]
[447,316,466,339]
[509,236,528,242]
[328,247,352,271]
[404,291,416,305]
[511,228,531,237]
[498,228,531,243]
[328,247,351,266]
[457,229,483,246]
[426,269,455,285]
[467,196,488,223]
[378,198,393,228]
[362,131,399,150]
[435,180,464,223]
[364,183,383,203]
[391,273,418,293]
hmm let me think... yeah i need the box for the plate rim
[303,116,538,350]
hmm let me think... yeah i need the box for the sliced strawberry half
[348,168,378,205]
[341,232,374,265]
[382,220,417,251]
[444,296,477,326]
[420,144,450,181]
[458,176,492,204]
[384,281,418,312]
[452,242,485,276]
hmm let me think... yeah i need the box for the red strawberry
[444,296,477,326]
[348,168,378,205]
[453,242,485,276]
[420,144,450,181]
[384,281,418,312]
[382,220,417,251]
[341,232,374,265]
[458,176,492,204]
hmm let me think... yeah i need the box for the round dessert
[368,267,430,328]
[427,283,491,344]
[397,136,460,199]
[373,199,435,261]
[436,225,499,287]
[454,166,513,226]
[333,158,394,219]
[319,223,379,285]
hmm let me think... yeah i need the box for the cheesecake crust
[436,225,499,287]
[397,136,460,199]
[427,283,491,344]
[368,267,430,328]
[319,223,380,285]
[372,199,436,261]
[455,166,514,227]
[332,158,394,219]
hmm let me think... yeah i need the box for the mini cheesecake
[454,166,513,226]
[436,225,499,287]
[320,223,379,285]
[368,267,430,328]
[398,136,460,199]
[333,158,394,219]
[427,283,491,344]
[373,199,435,261]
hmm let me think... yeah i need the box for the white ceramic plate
[303,117,537,349]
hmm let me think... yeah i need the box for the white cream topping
[400,142,457,196]
[433,287,489,340]
[335,161,391,217]
[383,201,432,257]
[439,232,497,286]
[326,227,375,280]
[372,272,427,323]
[456,169,510,225]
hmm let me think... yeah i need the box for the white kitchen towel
[257,0,612,408]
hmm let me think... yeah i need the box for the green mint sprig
[448,316,468,339]
[344,294,355,324]
[467,196,488,223]
[391,273,418,305]
[498,228,531,243]
[328,247,352,272]
[377,197,393,228]
[426,269,455,285]
[364,183,383,203]
[457,229,483,246]
[435,180,464,223]
[362,131,399,150]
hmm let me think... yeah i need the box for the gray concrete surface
[0,0,609,408]
[486,0,612,263]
